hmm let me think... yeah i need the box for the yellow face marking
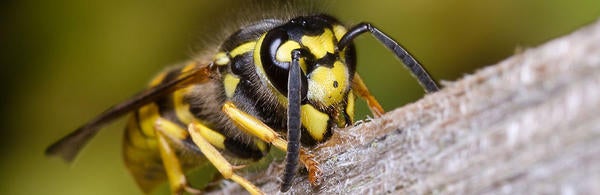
[214,52,230,66]
[275,41,301,62]
[307,61,349,106]
[301,29,335,59]
[346,91,355,123]
[333,25,348,41]
[301,104,329,141]
[230,42,256,57]
[223,74,240,98]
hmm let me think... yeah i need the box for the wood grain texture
[212,19,600,194]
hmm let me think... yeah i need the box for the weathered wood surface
[215,19,600,194]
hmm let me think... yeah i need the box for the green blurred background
[1,0,599,194]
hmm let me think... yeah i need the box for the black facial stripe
[314,53,336,68]
[304,52,336,75]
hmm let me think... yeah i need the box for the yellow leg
[222,102,322,186]
[352,73,385,117]
[154,118,201,195]
[188,122,264,195]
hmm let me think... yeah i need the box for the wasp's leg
[352,73,385,117]
[187,121,264,195]
[153,118,201,195]
[221,102,322,186]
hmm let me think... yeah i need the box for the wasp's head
[256,15,356,124]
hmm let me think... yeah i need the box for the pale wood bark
[215,19,600,194]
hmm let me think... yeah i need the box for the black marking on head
[288,16,326,37]
[258,15,347,100]
[313,52,336,69]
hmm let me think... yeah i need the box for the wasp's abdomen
[121,65,212,192]
[122,63,271,192]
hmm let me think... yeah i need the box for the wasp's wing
[45,64,213,162]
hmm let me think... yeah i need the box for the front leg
[221,102,322,187]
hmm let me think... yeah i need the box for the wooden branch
[214,19,600,194]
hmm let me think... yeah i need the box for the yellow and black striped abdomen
[122,64,207,192]
[122,63,270,192]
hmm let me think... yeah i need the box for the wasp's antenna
[338,23,440,93]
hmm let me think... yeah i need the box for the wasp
[46,7,439,195]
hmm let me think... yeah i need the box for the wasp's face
[258,15,357,110]
[248,15,358,143]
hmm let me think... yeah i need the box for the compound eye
[260,28,308,99]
